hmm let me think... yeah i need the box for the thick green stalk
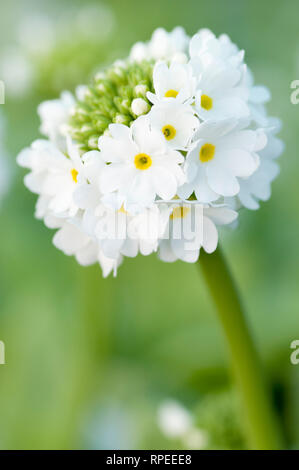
[198,247,283,450]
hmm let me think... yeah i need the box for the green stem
[198,247,283,450]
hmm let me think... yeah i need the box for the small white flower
[147,61,196,105]
[129,41,148,63]
[130,27,189,63]
[190,29,244,69]
[73,155,170,262]
[157,399,209,449]
[244,68,271,127]
[157,400,192,438]
[192,59,249,121]
[159,203,238,263]
[148,100,199,150]
[178,120,263,203]
[93,203,170,260]
[38,91,75,151]
[237,120,284,210]
[98,117,185,212]
[52,219,122,278]
[17,137,83,217]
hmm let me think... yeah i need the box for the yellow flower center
[134,153,152,170]
[118,204,128,214]
[201,94,213,111]
[170,206,191,220]
[165,89,178,98]
[71,168,78,183]
[162,124,177,141]
[199,143,216,163]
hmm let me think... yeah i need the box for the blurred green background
[0,0,299,450]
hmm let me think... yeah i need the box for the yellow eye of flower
[170,206,191,220]
[71,168,78,183]
[134,153,152,170]
[162,125,177,141]
[118,204,128,214]
[199,143,216,163]
[165,89,178,98]
[201,94,213,111]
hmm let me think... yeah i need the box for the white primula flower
[190,29,244,69]
[73,154,170,262]
[148,100,199,150]
[17,137,83,217]
[159,203,238,263]
[178,120,264,203]
[243,68,271,127]
[52,219,122,278]
[147,61,196,104]
[93,203,170,260]
[38,91,75,151]
[130,27,189,63]
[192,58,249,121]
[237,119,284,210]
[76,188,170,262]
[99,118,185,212]
[17,26,283,276]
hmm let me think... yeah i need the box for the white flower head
[18,26,283,276]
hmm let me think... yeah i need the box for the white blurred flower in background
[0,3,116,99]
[0,47,34,98]
[157,400,208,449]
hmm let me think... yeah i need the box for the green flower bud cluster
[69,60,154,152]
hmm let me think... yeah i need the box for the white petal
[207,163,240,197]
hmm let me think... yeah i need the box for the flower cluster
[18,28,284,277]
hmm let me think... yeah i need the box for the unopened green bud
[69,60,154,151]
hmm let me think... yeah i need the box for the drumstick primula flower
[17,27,284,277]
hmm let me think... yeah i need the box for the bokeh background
[0,0,298,450]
